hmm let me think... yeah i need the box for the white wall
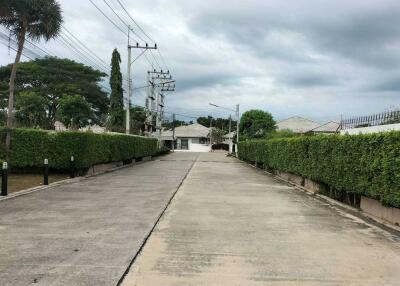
[340,123,400,135]
[175,138,211,152]
[189,143,211,152]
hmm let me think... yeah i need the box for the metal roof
[311,121,340,133]
[159,123,210,140]
[276,116,321,133]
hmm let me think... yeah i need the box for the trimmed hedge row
[238,132,400,208]
[0,128,158,170]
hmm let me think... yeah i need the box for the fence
[340,110,400,130]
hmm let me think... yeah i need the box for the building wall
[176,137,211,152]
[340,123,400,135]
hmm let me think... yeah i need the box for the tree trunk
[5,28,26,157]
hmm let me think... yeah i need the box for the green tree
[239,109,276,140]
[0,57,109,129]
[0,0,62,150]
[0,1,11,17]
[210,128,224,144]
[129,106,146,135]
[162,119,187,130]
[109,48,124,132]
[197,116,237,131]
[57,95,93,129]
[15,91,48,128]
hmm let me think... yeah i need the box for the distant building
[158,123,211,152]
[276,116,321,134]
[54,121,106,133]
[223,131,236,144]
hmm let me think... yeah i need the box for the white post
[236,104,240,156]
[126,46,132,134]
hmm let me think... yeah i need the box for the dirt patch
[6,174,69,194]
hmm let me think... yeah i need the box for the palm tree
[0,0,63,151]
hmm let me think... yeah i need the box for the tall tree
[109,48,124,132]
[0,0,62,150]
[15,91,48,128]
[239,109,276,140]
[0,1,11,17]
[197,116,237,131]
[129,106,146,135]
[57,95,93,129]
[0,57,109,129]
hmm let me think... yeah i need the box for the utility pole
[126,27,131,134]
[228,115,232,154]
[210,118,213,147]
[172,113,176,152]
[236,104,240,155]
[126,32,157,134]
[145,70,173,136]
[209,102,240,155]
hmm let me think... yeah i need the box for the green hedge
[238,132,400,208]
[0,128,158,170]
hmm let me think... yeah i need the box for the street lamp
[209,103,240,155]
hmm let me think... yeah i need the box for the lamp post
[209,103,240,156]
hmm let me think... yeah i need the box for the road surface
[122,152,400,286]
[1,152,400,285]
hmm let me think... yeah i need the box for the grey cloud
[1,0,400,122]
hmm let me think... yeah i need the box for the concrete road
[0,153,198,286]
[122,152,400,286]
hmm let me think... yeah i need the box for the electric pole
[172,113,176,152]
[126,26,131,134]
[126,30,157,134]
[145,70,173,135]
[236,104,240,155]
[210,118,213,148]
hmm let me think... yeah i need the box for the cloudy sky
[1,0,400,123]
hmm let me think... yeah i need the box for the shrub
[0,128,158,170]
[212,143,229,151]
[155,146,170,156]
[238,132,400,208]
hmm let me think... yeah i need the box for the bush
[0,128,158,170]
[212,143,229,151]
[238,132,400,208]
[155,146,170,156]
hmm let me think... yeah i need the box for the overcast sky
[1,0,400,123]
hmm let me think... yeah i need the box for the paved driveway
[0,152,198,286]
[122,152,400,286]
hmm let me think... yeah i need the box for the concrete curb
[0,157,156,202]
[243,161,400,236]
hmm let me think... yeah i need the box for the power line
[88,0,128,36]
[157,50,169,71]
[62,26,109,67]
[0,38,34,60]
[114,0,155,43]
[57,34,109,74]
[102,0,147,43]
[113,0,169,71]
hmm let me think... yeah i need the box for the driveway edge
[0,159,156,202]
[116,154,199,286]
[243,162,400,236]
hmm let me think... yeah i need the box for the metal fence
[340,110,400,130]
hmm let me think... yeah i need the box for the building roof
[276,116,321,133]
[223,131,236,139]
[159,123,210,140]
[311,121,340,133]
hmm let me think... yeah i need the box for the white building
[158,123,211,152]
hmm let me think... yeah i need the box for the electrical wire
[88,0,128,36]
